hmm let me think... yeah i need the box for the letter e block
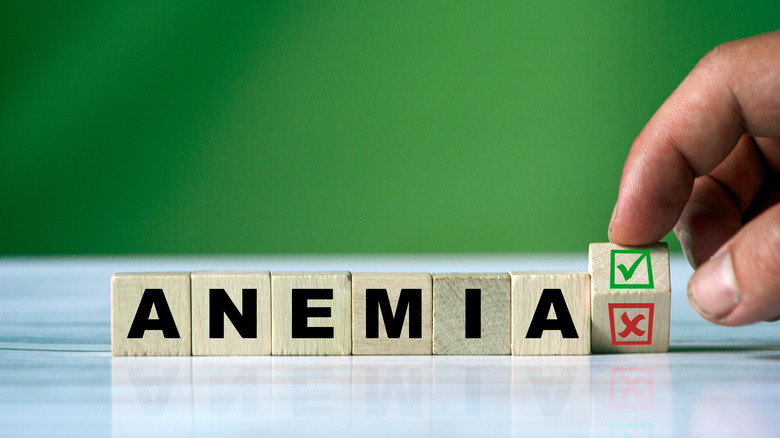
[271,272,351,355]
[111,272,192,356]
[432,273,510,355]
[191,271,271,356]
[589,242,670,353]
[510,271,590,355]
[352,273,432,355]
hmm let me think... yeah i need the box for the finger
[674,135,764,268]
[688,203,780,326]
[609,31,780,245]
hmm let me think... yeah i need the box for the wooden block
[432,273,510,355]
[589,242,671,353]
[271,271,351,355]
[510,271,590,355]
[191,271,271,356]
[352,273,432,355]
[111,272,192,356]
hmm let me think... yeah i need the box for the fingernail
[688,251,740,319]
[677,228,697,269]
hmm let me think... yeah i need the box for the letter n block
[351,273,432,355]
[510,271,590,355]
[191,271,271,356]
[589,242,671,353]
[271,272,351,355]
[111,272,192,356]
[432,273,510,355]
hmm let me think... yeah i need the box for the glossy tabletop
[1,255,778,437]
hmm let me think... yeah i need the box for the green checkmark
[616,252,647,281]
[610,249,654,289]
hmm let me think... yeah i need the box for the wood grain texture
[352,273,432,355]
[589,242,670,353]
[510,271,590,355]
[432,273,510,355]
[191,271,271,356]
[111,272,191,356]
[271,271,351,355]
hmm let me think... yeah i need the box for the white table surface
[0,254,778,437]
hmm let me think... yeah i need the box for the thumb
[688,203,780,326]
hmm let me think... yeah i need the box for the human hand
[608,30,780,326]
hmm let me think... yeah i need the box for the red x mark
[619,375,645,399]
[609,367,654,409]
[608,303,654,345]
[618,313,646,338]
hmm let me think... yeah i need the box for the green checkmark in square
[610,249,654,289]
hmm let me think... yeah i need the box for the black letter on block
[465,288,481,339]
[366,289,422,339]
[291,289,334,338]
[209,288,257,339]
[127,289,181,338]
[525,288,578,339]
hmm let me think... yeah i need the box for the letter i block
[352,273,432,355]
[432,273,510,355]
[111,272,192,356]
[191,271,271,356]
[271,272,352,355]
[588,242,671,353]
[510,271,590,355]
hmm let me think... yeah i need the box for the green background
[2,1,778,254]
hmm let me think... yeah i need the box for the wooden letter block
[352,273,432,355]
[510,271,590,355]
[432,273,510,355]
[191,271,271,356]
[271,271,351,355]
[589,242,670,353]
[111,272,192,356]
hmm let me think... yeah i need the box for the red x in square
[608,303,654,345]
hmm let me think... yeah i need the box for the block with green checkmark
[588,242,670,354]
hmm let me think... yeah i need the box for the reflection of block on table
[352,273,432,355]
[271,272,351,355]
[432,273,510,355]
[111,272,191,356]
[191,271,271,356]
[589,242,670,354]
[510,271,590,355]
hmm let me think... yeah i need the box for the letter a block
[352,273,432,355]
[589,242,671,353]
[432,273,510,355]
[111,272,192,356]
[510,271,590,355]
[271,272,351,355]
[191,271,271,356]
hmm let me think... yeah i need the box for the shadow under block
[351,273,432,355]
[588,242,671,354]
[432,273,510,355]
[510,271,590,355]
[191,271,271,356]
[271,271,352,355]
[111,272,192,356]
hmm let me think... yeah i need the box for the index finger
[608,30,780,245]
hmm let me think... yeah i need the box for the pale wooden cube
[510,271,590,355]
[589,242,671,353]
[432,273,510,355]
[111,272,192,356]
[271,271,351,355]
[352,273,432,355]
[191,271,271,356]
